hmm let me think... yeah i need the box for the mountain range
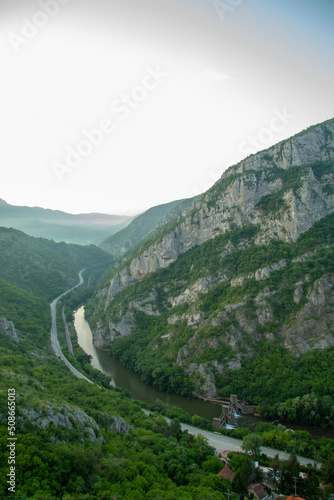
[1,117,334,404]
[1,117,334,498]
[0,198,131,245]
[85,117,334,400]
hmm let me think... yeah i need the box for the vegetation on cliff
[1,118,334,499]
[86,119,334,423]
[86,213,334,416]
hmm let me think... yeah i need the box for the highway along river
[74,306,334,440]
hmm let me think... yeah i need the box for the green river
[74,306,334,440]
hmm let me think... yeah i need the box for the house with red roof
[217,465,236,482]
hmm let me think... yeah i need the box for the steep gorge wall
[103,121,334,306]
[88,119,334,397]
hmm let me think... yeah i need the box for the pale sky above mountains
[0,0,333,215]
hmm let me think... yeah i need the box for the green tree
[201,455,223,474]
[279,453,300,496]
[301,468,320,500]
[232,470,248,494]
[322,454,334,487]
[241,433,263,456]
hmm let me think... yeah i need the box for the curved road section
[50,279,317,467]
[50,269,94,384]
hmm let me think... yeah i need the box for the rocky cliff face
[15,404,133,443]
[282,273,334,355]
[18,404,105,443]
[100,199,189,258]
[102,120,334,305]
[0,317,18,342]
[88,118,334,396]
[172,268,334,398]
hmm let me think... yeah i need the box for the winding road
[50,269,94,384]
[50,278,318,468]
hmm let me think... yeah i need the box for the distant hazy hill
[100,198,195,259]
[0,199,132,245]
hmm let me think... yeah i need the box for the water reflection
[74,306,222,420]
[74,306,334,439]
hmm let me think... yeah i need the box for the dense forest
[0,221,333,498]
[0,331,222,499]
[0,227,113,338]
[2,315,334,499]
[85,214,334,428]
[0,228,234,498]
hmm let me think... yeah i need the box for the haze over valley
[1,1,334,498]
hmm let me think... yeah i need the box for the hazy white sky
[1,0,334,215]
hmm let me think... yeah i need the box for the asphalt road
[142,410,316,467]
[181,423,315,466]
[50,269,94,384]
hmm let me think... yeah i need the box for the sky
[0,0,334,216]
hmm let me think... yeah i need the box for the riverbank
[141,409,318,467]
[74,306,334,441]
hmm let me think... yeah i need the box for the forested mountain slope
[0,227,113,338]
[0,306,226,499]
[86,117,334,399]
[0,226,236,499]
[100,197,194,259]
[0,122,334,498]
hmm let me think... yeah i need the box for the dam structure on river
[210,395,258,429]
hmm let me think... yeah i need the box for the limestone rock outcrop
[18,404,105,443]
[102,120,334,306]
[87,118,334,397]
[0,317,18,342]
